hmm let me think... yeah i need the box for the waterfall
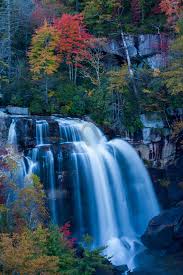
[7,117,160,268]
[8,119,17,148]
[34,120,57,223]
[56,118,160,267]
[7,119,27,187]
[44,148,57,224]
[36,120,49,145]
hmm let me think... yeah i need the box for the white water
[7,117,160,269]
[56,118,160,268]
[35,120,57,223]
[8,119,17,148]
[36,120,49,145]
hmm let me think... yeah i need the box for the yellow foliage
[162,35,183,95]
[0,229,59,274]
[48,90,57,98]
[28,20,60,79]
[107,65,128,93]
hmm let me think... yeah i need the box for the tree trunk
[69,64,71,81]
[121,30,138,97]
[74,65,77,84]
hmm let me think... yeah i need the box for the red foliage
[160,0,182,25]
[59,222,76,248]
[54,14,92,67]
[131,0,141,24]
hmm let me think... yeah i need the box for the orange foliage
[0,229,59,274]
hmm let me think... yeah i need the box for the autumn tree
[83,0,122,35]
[0,146,48,232]
[54,13,92,83]
[28,20,60,105]
[162,35,183,95]
[80,38,106,88]
[0,228,59,274]
[160,0,183,26]
[13,174,48,230]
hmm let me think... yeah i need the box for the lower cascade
[7,117,160,268]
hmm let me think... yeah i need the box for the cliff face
[103,34,171,69]
[1,109,182,209]
[131,111,183,207]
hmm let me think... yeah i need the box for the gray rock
[141,203,183,252]
[103,34,171,69]
[7,106,29,115]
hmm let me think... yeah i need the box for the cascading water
[8,119,17,148]
[36,120,49,145]
[55,118,160,267]
[7,119,28,187]
[34,120,58,223]
[7,117,160,268]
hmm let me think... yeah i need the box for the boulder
[7,106,29,115]
[141,202,183,252]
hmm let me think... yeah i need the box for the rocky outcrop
[141,202,183,253]
[1,110,183,209]
[133,112,175,169]
[6,106,29,115]
[103,34,171,69]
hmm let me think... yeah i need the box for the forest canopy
[0,0,182,132]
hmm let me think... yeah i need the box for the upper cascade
[7,116,160,268]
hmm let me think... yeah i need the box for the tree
[0,228,59,274]
[80,38,106,88]
[83,0,122,35]
[13,174,48,230]
[54,13,92,83]
[28,20,60,104]
[0,0,33,82]
[47,225,110,275]
[108,65,129,131]
[162,35,183,95]
[121,30,138,97]
[160,0,182,26]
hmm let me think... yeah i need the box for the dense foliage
[0,1,183,272]
[0,0,183,132]
[0,148,110,274]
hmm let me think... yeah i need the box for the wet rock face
[0,117,11,143]
[15,118,35,150]
[141,202,183,253]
